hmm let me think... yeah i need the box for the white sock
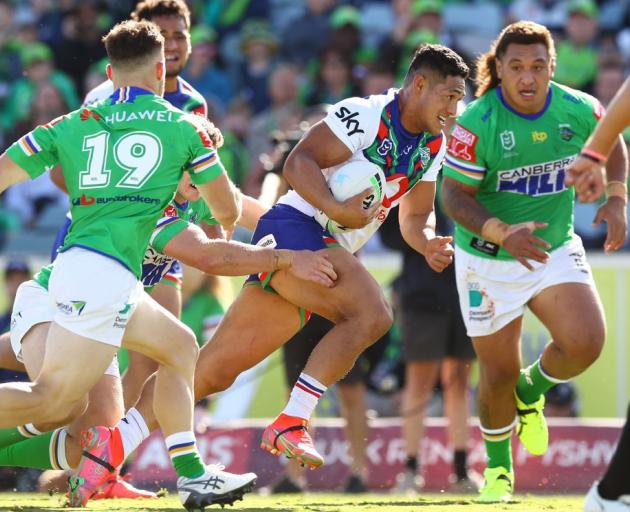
[51,427,71,470]
[116,407,150,458]
[282,373,327,420]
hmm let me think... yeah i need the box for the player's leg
[584,403,630,511]
[336,377,369,492]
[0,332,25,372]
[471,319,521,502]
[122,280,181,409]
[442,308,478,492]
[394,307,444,492]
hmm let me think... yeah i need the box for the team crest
[419,147,430,166]
[499,130,515,151]
[558,124,574,141]
[377,138,393,156]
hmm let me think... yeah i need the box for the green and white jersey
[6,86,225,277]
[144,198,217,287]
[443,81,603,260]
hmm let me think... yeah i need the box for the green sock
[166,432,205,479]
[0,429,69,470]
[0,427,31,450]
[481,424,513,471]
[516,358,561,405]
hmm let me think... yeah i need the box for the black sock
[405,455,418,472]
[599,403,630,500]
[453,449,468,480]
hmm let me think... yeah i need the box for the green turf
[0,492,586,511]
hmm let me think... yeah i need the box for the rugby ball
[326,160,385,232]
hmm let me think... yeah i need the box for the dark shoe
[271,476,304,494]
[344,474,367,493]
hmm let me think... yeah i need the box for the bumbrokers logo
[72,194,160,206]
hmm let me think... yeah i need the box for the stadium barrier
[130,417,622,492]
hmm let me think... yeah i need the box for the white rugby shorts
[10,279,119,376]
[455,236,595,337]
[48,247,143,349]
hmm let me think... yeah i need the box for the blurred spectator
[303,46,361,106]
[83,57,108,96]
[554,0,600,93]
[53,0,110,97]
[182,25,234,117]
[1,42,78,135]
[360,63,395,96]
[281,0,335,65]
[0,258,30,334]
[594,62,626,107]
[507,0,569,31]
[235,19,280,114]
[218,99,253,188]
[245,64,302,194]
[328,5,364,60]
[544,382,579,417]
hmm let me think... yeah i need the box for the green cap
[330,6,361,29]
[567,0,598,18]
[412,0,444,16]
[240,19,279,50]
[404,28,438,49]
[191,25,216,46]
[20,42,52,67]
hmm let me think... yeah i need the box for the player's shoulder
[457,91,496,127]
[83,80,115,107]
[177,76,204,102]
[551,81,602,114]
[330,88,395,117]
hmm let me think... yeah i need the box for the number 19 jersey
[6,86,224,278]
[443,81,603,260]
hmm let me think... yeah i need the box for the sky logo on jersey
[334,106,364,136]
[497,156,576,196]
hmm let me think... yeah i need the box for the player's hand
[424,236,454,273]
[327,187,381,229]
[565,156,606,203]
[289,251,338,287]
[501,221,550,271]
[593,197,628,253]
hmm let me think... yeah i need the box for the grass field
[0,492,586,512]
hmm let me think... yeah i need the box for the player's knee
[195,367,236,397]
[359,300,393,345]
[164,326,199,372]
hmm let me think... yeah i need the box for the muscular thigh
[270,247,388,323]
[197,285,303,380]
[528,282,605,344]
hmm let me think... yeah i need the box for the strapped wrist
[273,249,294,271]
[606,180,628,204]
[481,217,509,245]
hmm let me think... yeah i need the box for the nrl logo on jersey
[558,124,574,141]
[499,130,515,151]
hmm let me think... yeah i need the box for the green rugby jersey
[443,81,603,260]
[6,86,225,277]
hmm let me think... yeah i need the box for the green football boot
[476,466,514,503]
[515,392,548,456]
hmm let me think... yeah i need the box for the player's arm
[398,180,453,273]
[284,121,379,229]
[0,153,30,193]
[589,137,628,252]
[195,171,242,238]
[162,222,336,287]
[238,193,268,231]
[567,79,630,201]
[50,166,67,193]
[441,176,550,271]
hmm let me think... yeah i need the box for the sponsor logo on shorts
[56,300,87,316]
[113,303,134,329]
[569,250,589,274]
[72,194,160,206]
[466,280,494,323]
[497,156,576,196]
[256,234,277,248]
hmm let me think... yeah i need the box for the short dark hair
[404,44,469,86]
[131,0,191,30]
[102,20,164,70]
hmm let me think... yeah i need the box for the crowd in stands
[0,0,629,249]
